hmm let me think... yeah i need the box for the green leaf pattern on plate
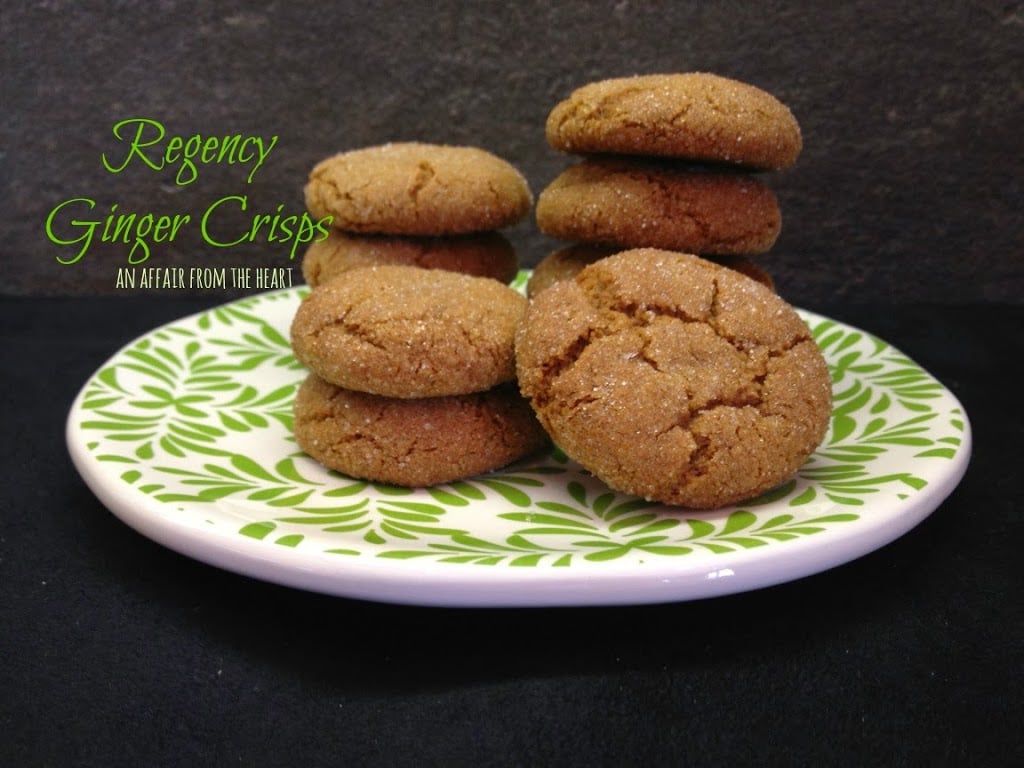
[77,286,966,567]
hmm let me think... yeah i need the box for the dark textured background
[3,5,1023,766]
[4,0,1022,304]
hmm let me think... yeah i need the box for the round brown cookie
[515,248,831,509]
[301,230,520,287]
[546,73,802,170]
[535,157,781,255]
[305,142,533,235]
[294,375,549,487]
[291,265,527,398]
[527,245,774,297]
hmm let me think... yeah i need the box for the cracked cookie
[290,265,527,398]
[536,157,781,255]
[546,73,802,170]
[293,374,549,487]
[301,229,519,287]
[515,248,831,509]
[304,142,533,235]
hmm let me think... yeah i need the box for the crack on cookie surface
[407,160,436,202]
[528,330,595,409]
[304,143,531,236]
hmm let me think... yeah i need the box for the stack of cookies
[302,142,534,287]
[515,76,833,509]
[289,143,547,487]
[529,73,802,296]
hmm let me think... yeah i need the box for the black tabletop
[1,295,1020,767]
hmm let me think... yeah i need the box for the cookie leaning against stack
[515,249,832,509]
[530,73,801,296]
[290,265,548,487]
[302,142,533,286]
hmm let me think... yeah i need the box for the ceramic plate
[66,277,971,606]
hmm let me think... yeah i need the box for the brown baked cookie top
[293,375,549,488]
[301,229,520,287]
[527,245,774,297]
[536,157,781,255]
[304,142,533,235]
[515,248,832,509]
[291,265,527,398]
[546,73,802,170]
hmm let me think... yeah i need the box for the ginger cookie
[304,142,533,235]
[290,265,527,398]
[527,245,774,297]
[515,248,831,509]
[301,229,519,287]
[293,375,549,487]
[536,158,781,255]
[546,73,802,170]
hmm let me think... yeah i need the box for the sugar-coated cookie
[527,245,774,297]
[515,249,831,509]
[536,158,781,255]
[304,142,533,235]
[290,265,527,398]
[301,229,519,287]
[293,375,549,487]
[546,73,802,170]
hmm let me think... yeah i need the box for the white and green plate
[66,278,971,606]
